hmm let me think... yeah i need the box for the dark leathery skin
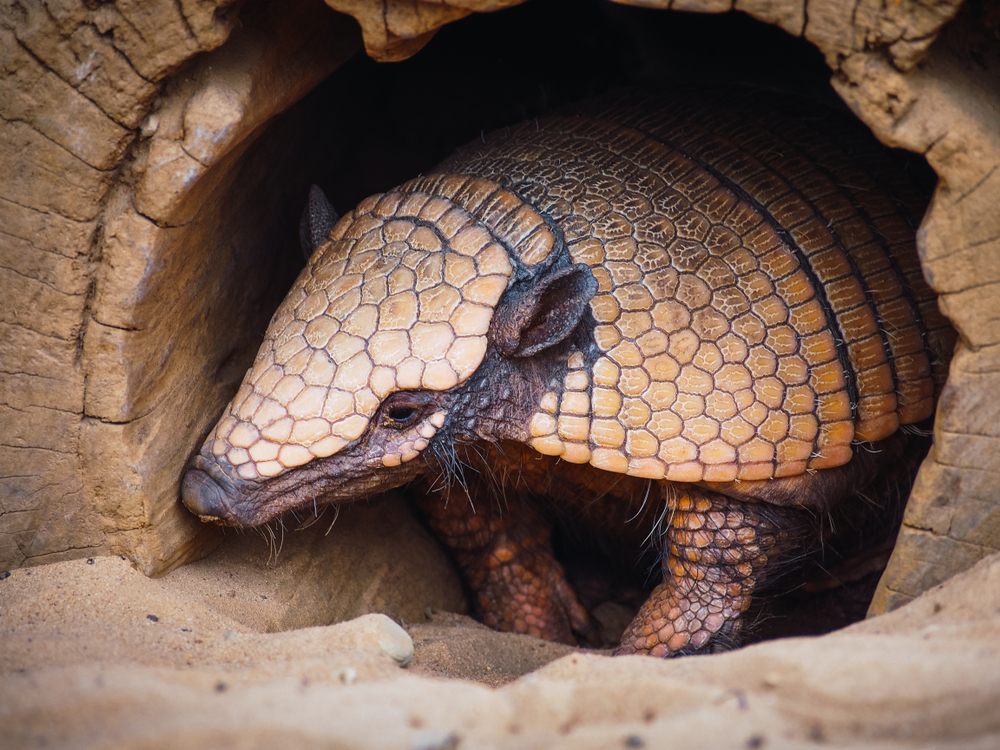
[182,88,953,657]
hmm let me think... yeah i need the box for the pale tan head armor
[205,175,560,481]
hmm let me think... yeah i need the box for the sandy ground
[2,520,1000,749]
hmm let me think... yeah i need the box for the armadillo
[182,89,954,656]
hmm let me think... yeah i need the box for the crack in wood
[7,32,144,138]
[0,264,85,296]
[0,112,121,175]
[952,165,998,207]
[0,319,79,343]
[0,401,83,416]
[0,188,94,226]
[171,0,199,46]
[0,444,77,456]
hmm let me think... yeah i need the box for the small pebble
[359,615,414,667]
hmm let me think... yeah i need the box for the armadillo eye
[381,391,434,429]
[386,406,418,427]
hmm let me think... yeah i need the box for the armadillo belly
[432,89,954,484]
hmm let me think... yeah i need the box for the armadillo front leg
[415,478,591,646]
[616,490,801,657]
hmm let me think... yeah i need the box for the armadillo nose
[181,466,232,522]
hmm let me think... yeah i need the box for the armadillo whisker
[646,488,674,549]
[324,504,341,537]
[627,479,654,525]
[295,503,330,531]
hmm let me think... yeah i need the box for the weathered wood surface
[325,0,962,70]
[1,0,996,616]
[1,0,240,572]
[1,0,359,573]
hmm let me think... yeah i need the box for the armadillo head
[182,176,595,525]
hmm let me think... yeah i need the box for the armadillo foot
[615,489,797,657]
[470,526,591,645]
[416,480,592,646]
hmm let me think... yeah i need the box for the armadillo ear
[493,263,597,358]
[299,185,339,259]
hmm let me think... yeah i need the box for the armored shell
[201,91,951,488]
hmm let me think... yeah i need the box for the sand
[2,520,999,749]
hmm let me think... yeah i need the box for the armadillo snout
[181,454,239,523]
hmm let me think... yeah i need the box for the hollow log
[0,0,996,622]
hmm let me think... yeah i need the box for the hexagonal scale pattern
[437,89,952,483]
[206,176,564,480]
[204,90,952,488]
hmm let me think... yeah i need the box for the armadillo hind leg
[615,489,803,657]
[415,477,592,646]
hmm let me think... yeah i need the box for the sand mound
[2,531,999,749]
